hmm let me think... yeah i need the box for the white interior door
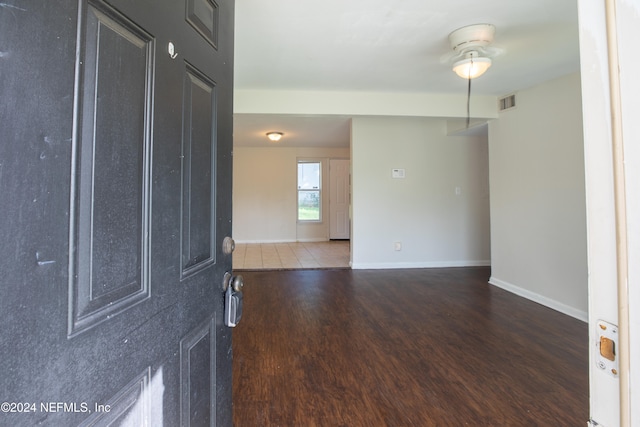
[329,159,350,239]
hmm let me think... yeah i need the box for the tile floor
[233,241,350,270]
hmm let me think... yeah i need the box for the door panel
[182,64,216,276]
[71,0,154,336]
[329,159,351,239]
[0,0,234,425]
[186,0,220,48]
[79,368,151,425]
[181,318,216,427]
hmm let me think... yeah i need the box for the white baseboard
[234,239,292,244]
[489,276,588,322]
[350,260,491,270]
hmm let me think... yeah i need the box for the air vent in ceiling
[499,94,516,111]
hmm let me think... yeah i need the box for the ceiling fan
[441,23,504,79]
[440,23,503,128]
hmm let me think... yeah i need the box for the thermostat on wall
[392,168,405,179]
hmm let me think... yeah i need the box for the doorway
[233,241,350,269]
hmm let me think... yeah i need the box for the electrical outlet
[394,242,402,251]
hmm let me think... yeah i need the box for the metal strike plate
[595,319,618,377]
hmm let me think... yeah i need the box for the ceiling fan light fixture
[266,131,284,142]
[452,56,492,79]
[448,24,496,53]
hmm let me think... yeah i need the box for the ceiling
[234,114,352,148]
[233,0,580,147]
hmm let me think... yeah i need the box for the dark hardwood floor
[232,268,588,426]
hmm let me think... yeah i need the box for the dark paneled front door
[0,0,234,425]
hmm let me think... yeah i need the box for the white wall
[350,116,491,269]
[233,146,349,242]
[487,72,588,321]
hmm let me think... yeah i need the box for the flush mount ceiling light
[445,23,501,79]
[266,132,283,142]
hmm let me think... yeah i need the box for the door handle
[223,272,243,327]
[222,272,243,292]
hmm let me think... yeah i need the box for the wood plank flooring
[232,267,588,426]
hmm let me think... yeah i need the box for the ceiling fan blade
[478,46,505,58]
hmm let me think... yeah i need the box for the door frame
[578,0,639,425]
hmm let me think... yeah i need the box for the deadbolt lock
[223,272,243,327]
[222,236,235,255]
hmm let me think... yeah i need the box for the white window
[297,161,321,221]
